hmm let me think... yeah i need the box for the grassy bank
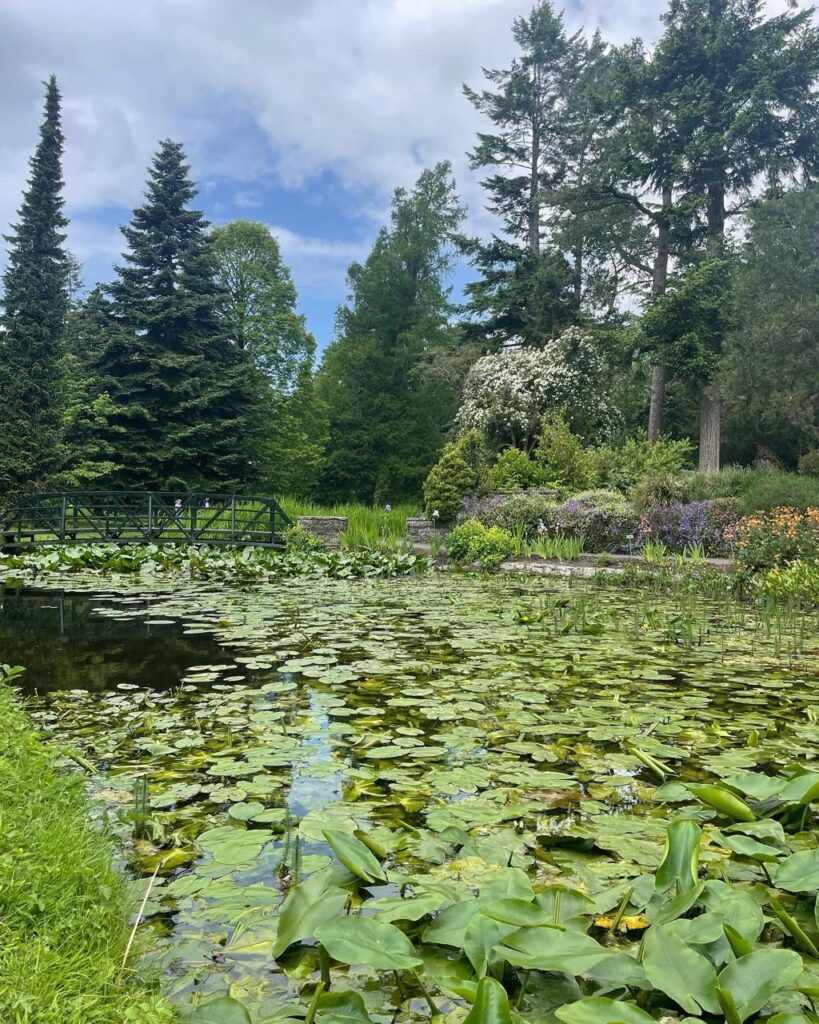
[0,666,174,1024]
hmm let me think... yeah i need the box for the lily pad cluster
[3,571,818,1021]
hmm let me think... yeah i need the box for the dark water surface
[0,587,230,694]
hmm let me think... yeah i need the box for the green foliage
[0,667,174,1023]
[685,465,819,513]
[0,542,430,581]
[732,507,819,569]
[591,435,693,493]
[529,534,585,561]
[90,141,265,491]
[723,190,819,463]
[446,519,517,568]
[754,561,819,606]
[630,471,691,512]
[283,523,326,554]
[535,411,594,491]
[0,77,68,496]
[211,219,314,390]
[475,492,559,540]
[211,220,324,496]
[423,430,490,522]
[317,163,465,504]
[799,449,819,479]
[642,258,736,387]
[486,448,549,491]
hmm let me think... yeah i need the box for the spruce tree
[93,140,263,491]
[0,76,69,498]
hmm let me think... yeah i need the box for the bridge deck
[1,491,291,549]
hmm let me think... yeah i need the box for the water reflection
[0,587,231,694]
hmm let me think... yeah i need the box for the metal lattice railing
[0,491,291,548]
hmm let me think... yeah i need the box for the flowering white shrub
[456,327,615,450]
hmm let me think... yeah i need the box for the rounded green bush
[446,519,517,568]
[798,449,819,479]
[486,448,549,492]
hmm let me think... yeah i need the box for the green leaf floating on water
[196,825,268,864]
[655,819,701,893]
[272,873,349,958]
[323,829,387,883]
[315,990,374,1023]
[463,977,513,1024]
[314,916,422,970]
[555,996,658,1024]
[718,949,804,1022]
[774,848,819,892]
[187,995,252,1024]
[642,923,719,1015]
[494,925,616,974]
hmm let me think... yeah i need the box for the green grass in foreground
[0,667,174,1024]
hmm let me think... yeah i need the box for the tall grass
[0,669,173,1024]
[278,498,418,550]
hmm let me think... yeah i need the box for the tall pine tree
[317,163,464,503]
[651,0,819,469]
[0,76,69,498]
[92,141,264,491]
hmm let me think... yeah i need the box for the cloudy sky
[0,0,805,349]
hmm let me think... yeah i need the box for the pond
[2,573,818,1019]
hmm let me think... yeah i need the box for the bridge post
[59,495,67,542]
[147,494,153,540]
[231,495,237,542]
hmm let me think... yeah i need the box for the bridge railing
[1,491,291,547]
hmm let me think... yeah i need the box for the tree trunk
[647,185,672,441]
[697,179,726,468]
[698,391,721,472]
[528,125,540,256]
[648,365,668,441]
[572,240,583,310]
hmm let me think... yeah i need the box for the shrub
[591,435,693,492]
[685,465,819,513]
[535,411,595,491]
[798,450,819,479]
[284,523,327,553]
[464,492,559,540]
[641,498,741,556]
[423,430,490,523]
[446,519,518,568]
[730,506,819,568]
[456,327,615,450]
[630,472,692,512]
[542,494,639,553]
[486,448,549,491]
[753,561,819,605]
[739,473,819,514]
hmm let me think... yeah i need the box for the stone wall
[406,517,449,546]
[297,516,348,549]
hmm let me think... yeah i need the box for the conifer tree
[317,163,464,503]
[650,0,819,470]
[92,140,263,490]
[0,76,69,497]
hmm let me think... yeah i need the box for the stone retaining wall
[297,516,348,549]
[406,517,449,546]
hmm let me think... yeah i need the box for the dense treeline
[2,0,819,505]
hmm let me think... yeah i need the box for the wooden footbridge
[1,492,291,549]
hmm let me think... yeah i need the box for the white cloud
[0,0,813,291]
[268,224,371,299]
